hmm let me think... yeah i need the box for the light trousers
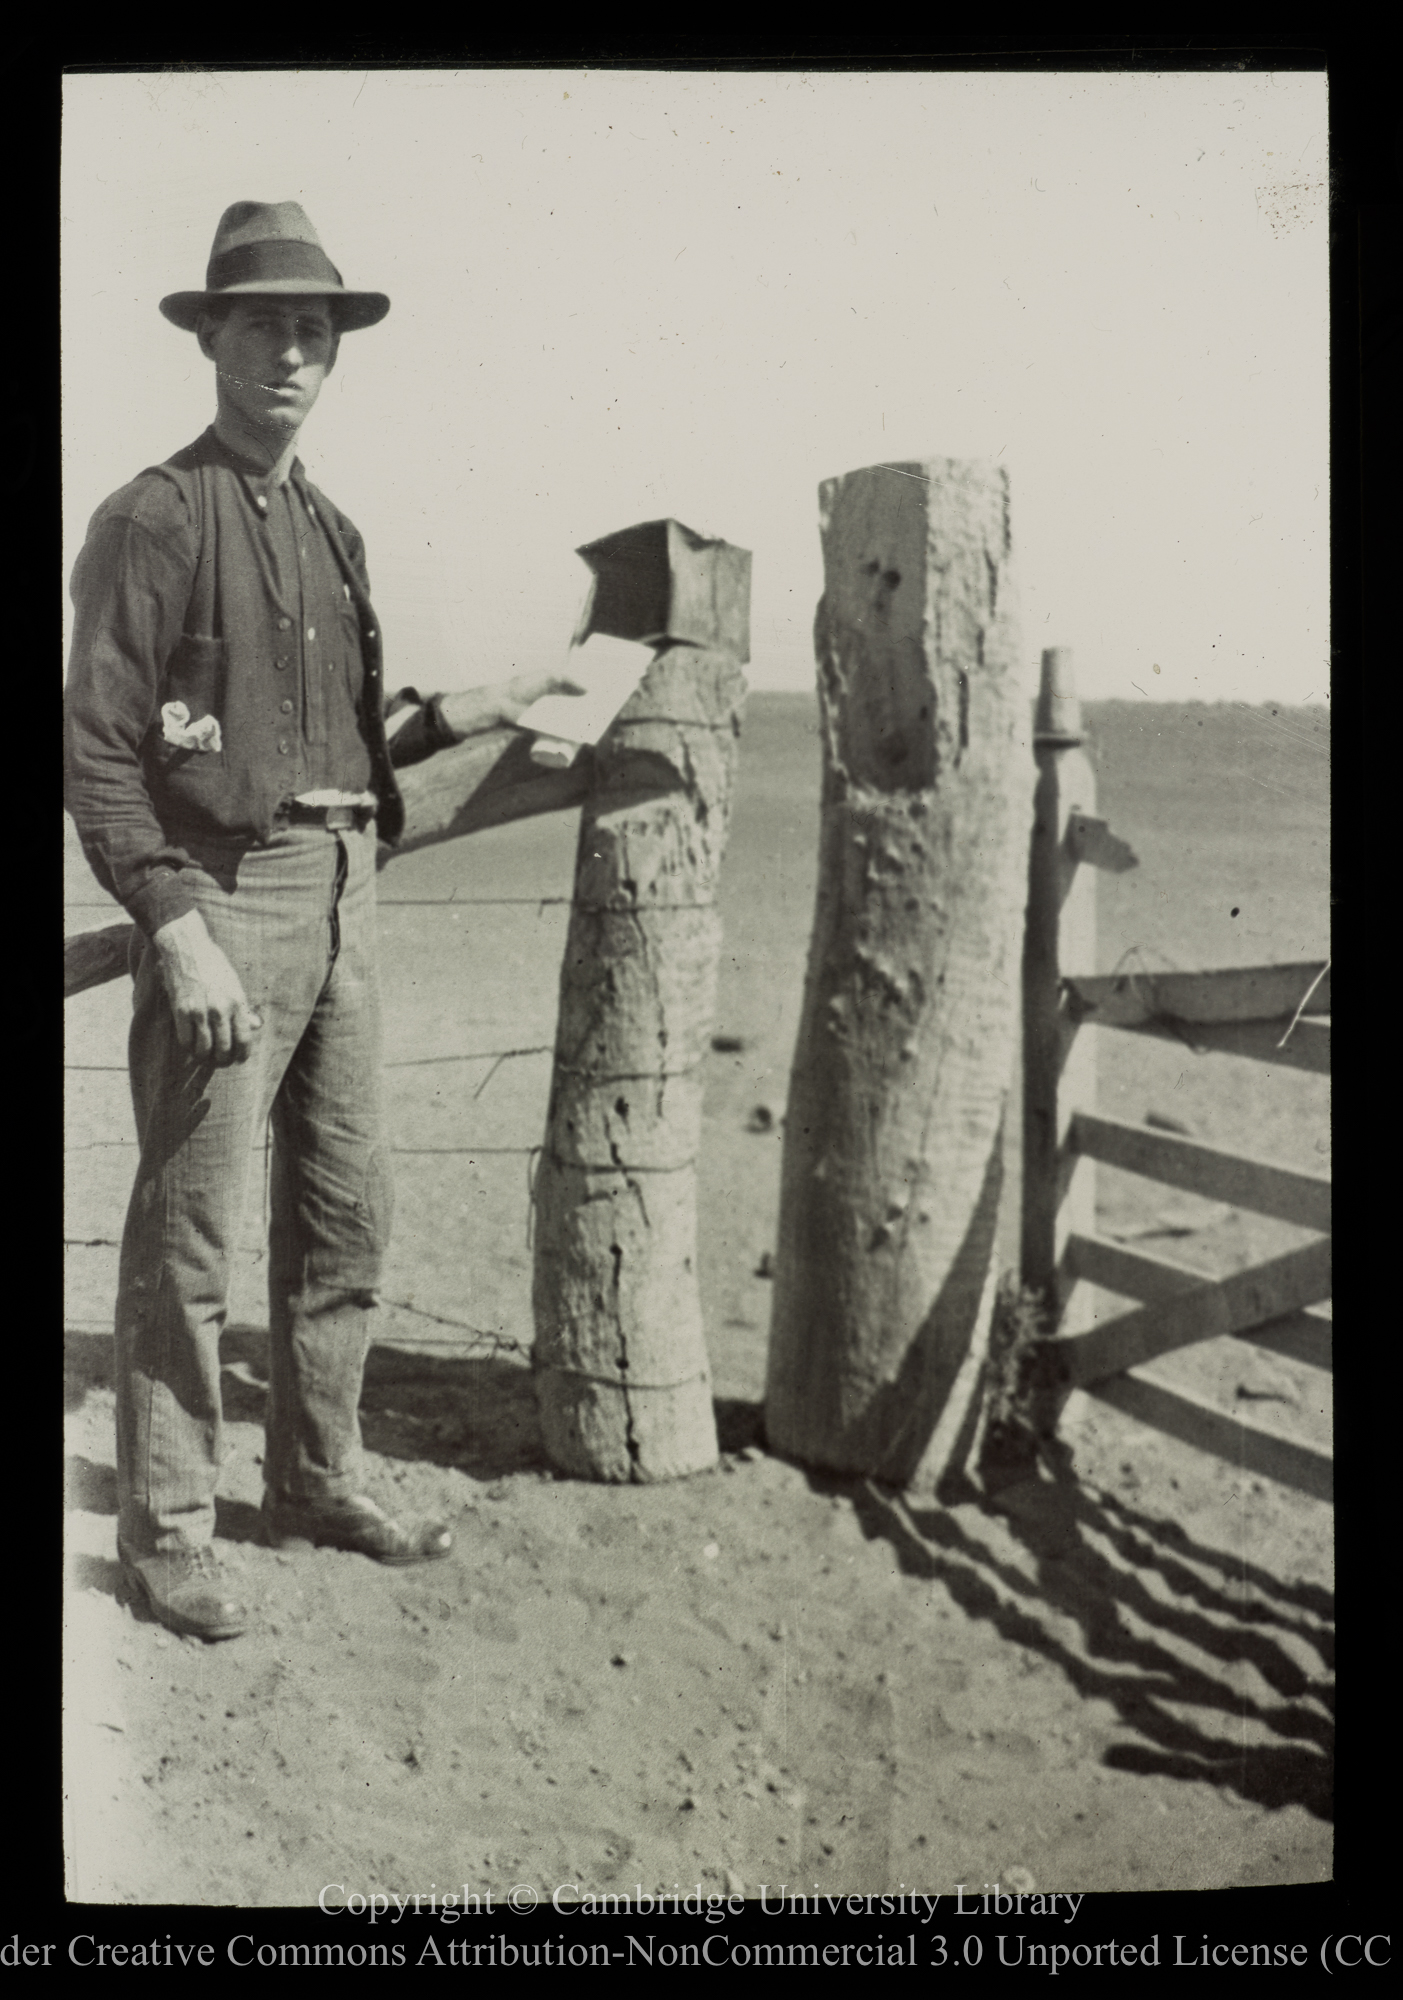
[115,823,391,1558]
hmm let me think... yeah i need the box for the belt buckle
[324,805,356,830]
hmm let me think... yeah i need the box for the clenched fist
[151,909,263,1064]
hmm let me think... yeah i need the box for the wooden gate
[1019,650,1332,1502]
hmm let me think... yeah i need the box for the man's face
[197,297,338,438]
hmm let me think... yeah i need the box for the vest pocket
[153,633,228,770]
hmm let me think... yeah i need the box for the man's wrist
[128,869,201,940]
[152,908,211,961]
[424,693,463,748]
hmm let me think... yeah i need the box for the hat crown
[212,200,326,259]
[160,200,389,333]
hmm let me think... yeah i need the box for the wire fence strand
[67,1045,556,1076]
[65,885,709,1333]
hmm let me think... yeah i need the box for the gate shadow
[846,1462,1333,1820]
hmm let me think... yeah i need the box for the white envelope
[517,634,651,763]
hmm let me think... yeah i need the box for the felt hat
[159,201,390,332]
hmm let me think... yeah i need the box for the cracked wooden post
[1021,647,1099,1318]
[763,460,1031,1489]
[531,521,750,1481]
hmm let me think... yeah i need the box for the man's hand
[437,670,587,743]
[151,909,262,1064]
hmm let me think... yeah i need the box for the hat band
[206,238,345,293]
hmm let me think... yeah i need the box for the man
[64,201,577,1642]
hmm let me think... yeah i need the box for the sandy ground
[62,697,1332,1908]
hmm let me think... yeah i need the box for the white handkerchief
[161,701,222,754]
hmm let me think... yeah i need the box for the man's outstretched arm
[436,669,586,740]
[385,669,585,766]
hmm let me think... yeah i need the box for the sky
[62,69,1328,705]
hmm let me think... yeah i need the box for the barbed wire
[68,1046,711,1081]
[378,1298,531,1357]
[382,897,720,913]
[473,1048,550,1098]
[65,1140,542,1157]
[64,896,572,911]
[390,1045,552,1073]
[66,1045,556,1077]
[1068,943,1329,1062]
[378,897,572,908]
[1278,958,1331,1049]
[70,892,719,914]
[390,1145,538,1157]
[61,1305,532,1360]
[1091,943,1211,1056]
[65,889,717,1332]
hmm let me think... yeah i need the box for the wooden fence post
[531,522,749,1482]
[1020,647,1100,1315]
[763,460,1030,1489]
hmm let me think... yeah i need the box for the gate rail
[1020,648,1331,1502]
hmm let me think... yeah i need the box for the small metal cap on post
[1034,646,1082,746]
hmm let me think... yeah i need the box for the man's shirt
[259,472,375,801]
[64,427,454,936]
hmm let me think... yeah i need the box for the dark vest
[140,434,405,846]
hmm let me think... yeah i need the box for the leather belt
[281,801,377,831]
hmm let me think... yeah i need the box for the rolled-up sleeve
[383,688,459,767]
[63,499,203,936]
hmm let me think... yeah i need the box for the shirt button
[306,625,316,642]
[280,699,293,713]
[277,739,290,755]
[277,616,292,631]
[275,657,289,670]
[255,493,268,512]
[366,629,376,641]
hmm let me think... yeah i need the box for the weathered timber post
[1021,648,1099,1314]
[764,461,1031,1489]
[532,521,750,1482]
[1020,648,1136,1334]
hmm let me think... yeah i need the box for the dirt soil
[63,697,1332,1906]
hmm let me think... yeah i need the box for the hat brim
[160,282,390,333]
